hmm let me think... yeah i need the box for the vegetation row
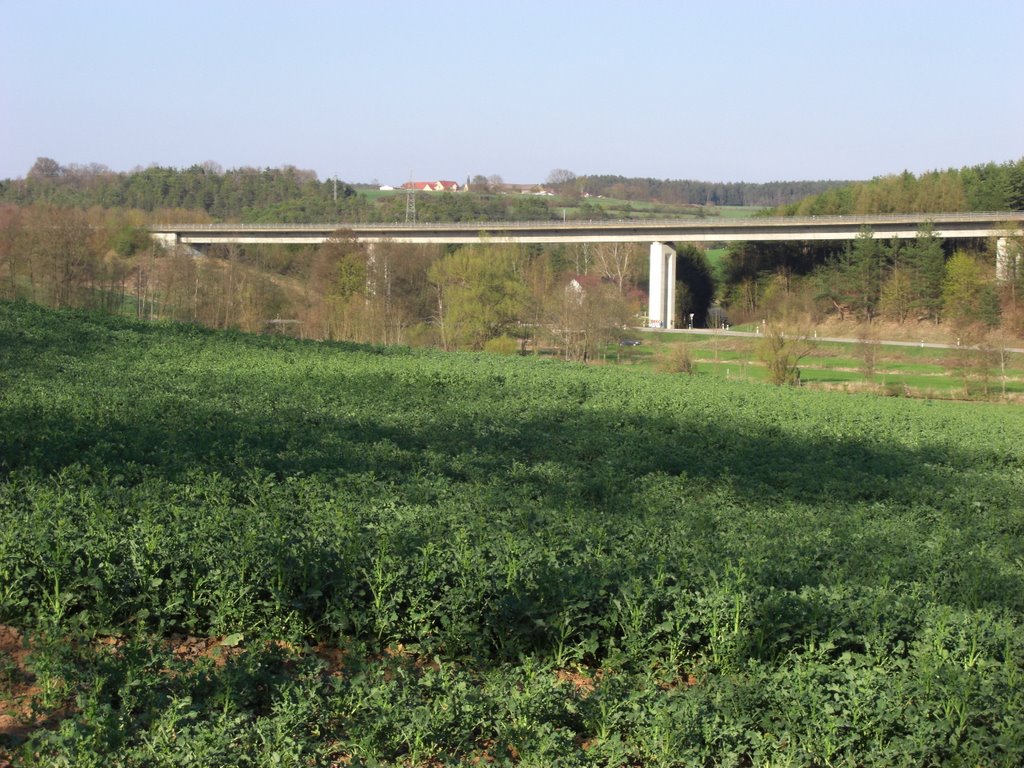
[4,157,1022,223]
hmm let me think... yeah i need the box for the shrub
[660,344,696,375]
[483,335,520,355]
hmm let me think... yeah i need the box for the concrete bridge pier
[153,232,179,249]
[152,231,205,259]
[996,236,1020,282]
[648,242,676,328]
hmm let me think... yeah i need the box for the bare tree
[0,205,22,300]
[857,325,881,380]
[592,241,640,293]
[27,157,62,179]
[21,205,95,309]
[758,324,817,385]
[546,168,576,186]
[547,275,632,362]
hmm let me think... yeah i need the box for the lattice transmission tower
[405,173,416,223]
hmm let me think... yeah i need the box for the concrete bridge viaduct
[151,212,1024,329]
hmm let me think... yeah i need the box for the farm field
[1,301,1023,766]
[562,201,765,221]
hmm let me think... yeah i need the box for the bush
[660,343,696,375]
[483,335,520,355]
[758,326,815,385]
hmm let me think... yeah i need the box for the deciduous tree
[592,241,641,294]
[942,251,1000,330]
[27,156,62,179]
[547,275,632,362]
[0,204,23,300]
[428,245,528,351]
[546,169,576,186]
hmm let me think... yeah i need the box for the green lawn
[623,332,1024,399]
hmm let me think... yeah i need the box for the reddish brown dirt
[167,633,244,666]
[0,624,72,755]
[555,667,598,696]
[312,642,348,675]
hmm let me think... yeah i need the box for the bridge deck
[151,212,1024,246]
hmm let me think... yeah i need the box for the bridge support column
[648,242,676,328]
[152,232,178,249]
[996,237,1020,282]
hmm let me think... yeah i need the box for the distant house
[567,274,607,296]
[401,180,461,192]
[490,183,554,195]
[568,275,647,316]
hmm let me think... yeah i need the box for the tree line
[0,160,368,222]
[547,159,1024,212]
[714,160,1024,341]
[4,158,1023,360]
[719,225,1024,343]
[546,173,858,207]
[776,159,1024,216]
[0,160,645,225]
[0,159,721,224]
[1,202,721,360]
[5,157,1020,223]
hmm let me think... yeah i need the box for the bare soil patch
[0,625,72,755]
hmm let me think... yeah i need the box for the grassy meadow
[1,301,1022,766]
[613,331,1024,400]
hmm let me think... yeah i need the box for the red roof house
[401,180,461,192]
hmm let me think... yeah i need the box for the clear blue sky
[2,0,1021,184]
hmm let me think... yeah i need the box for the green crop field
[711,206,767,219]
[2,301,1023,766]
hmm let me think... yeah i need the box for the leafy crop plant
[0,300,1022,766]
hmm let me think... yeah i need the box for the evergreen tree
[1004,159,1024,210]
[903,224,946,322]
[821,227,886,321]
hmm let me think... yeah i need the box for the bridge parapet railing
[149,211,1024,233]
